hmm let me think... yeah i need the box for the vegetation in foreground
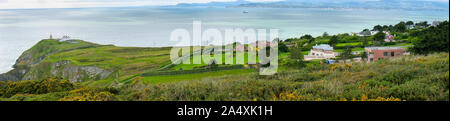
[1,53,447,101]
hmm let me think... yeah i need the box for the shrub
[389,80,440,101]
[0,78,74,98]
[59,86,118,101]
[375,67,423,85]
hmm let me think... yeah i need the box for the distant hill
[175,0,449,11]
[237,0,449,11]
[175,0,250,7]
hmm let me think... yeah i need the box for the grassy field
[36,44,173,81]
[333,48,365,52]
[15,39,98,67]
[141,69,256,84]
[336,42,361,47]
[386,43,413,47]
[171,52,260,70]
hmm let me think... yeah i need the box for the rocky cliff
[22,60,113,83]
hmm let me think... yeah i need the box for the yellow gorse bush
[350,94,402,101]
[61,86,117,101]
[272,91,306,101]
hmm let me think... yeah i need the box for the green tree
[340,48,353,60]
[393,21,407,33]
[288,43,305,68]
[284,38,300,42]
[300,34,313,40]
[308,38,316,44]
[361,37,369,48]
[406,21,414,26]
[372,31,386,45]
[322,32,329,38]
[328,35,339,47]
[410,21,449,55]
[373,25,383,31]
[388,25,394,31]
[278,43,289,53]
[415,21,429,27]
[361,51,368,62]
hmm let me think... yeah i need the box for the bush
[278,43,289,53]
[141,65,244,77]
[0,78,75,98]
[410,21,449,54]
[389,80,440,101]
[383,42,398,46]
[375,67,423,85]
[59,86,118,101]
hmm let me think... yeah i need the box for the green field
[336,42,361,47]
[141,69,256,84]
[172,52,260,70]
[386,43,413,47]
[333,48,365,52]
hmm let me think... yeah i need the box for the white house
[304,44,336,61]
[357,30,379,36]
[384,31,397,42]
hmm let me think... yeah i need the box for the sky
[0,0,448,9]
[0,0,281,9]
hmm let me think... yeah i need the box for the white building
[357,30,379,36]
[384,31,397,42]
[304,44,336,61]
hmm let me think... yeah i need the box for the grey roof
[313,44,334,51]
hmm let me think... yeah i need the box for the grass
[141,69,256,84]
[333,42,411,53]
[40,45,173,77]
[16,39,98,66]
[336,42,361,47]
[333,48,365,52]
[386,43,413,47]
[172,52,260,70]
[315,38,330,43]
[304,59,322,66]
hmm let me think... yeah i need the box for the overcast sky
[0,0,448,9]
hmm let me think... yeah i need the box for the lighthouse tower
[49,34,53,39]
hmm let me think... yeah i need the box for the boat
[243,10,248,14]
